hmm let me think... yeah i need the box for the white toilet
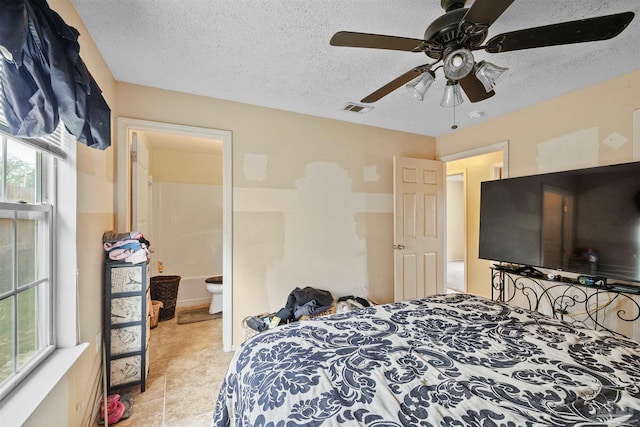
[204,276,223,314]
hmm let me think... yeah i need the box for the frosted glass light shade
[475,60,508,92]
[440,81,463,107]
[443,49,475,80]
[405,71,435,101]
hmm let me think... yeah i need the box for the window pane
[0,296,14,384]
[17,287,41,368]
[0,217,13,295]
[6,140,37,204]
[0,140,4,201]
[0,127,54,400]
[16,218,37,287]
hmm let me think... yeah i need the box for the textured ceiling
[71,0,640,137]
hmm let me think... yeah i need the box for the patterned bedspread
[212,293,640,426]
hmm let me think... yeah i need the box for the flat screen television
[479,161,640,283]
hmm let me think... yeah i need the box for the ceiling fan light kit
[475,60,508,92]
[440,81,464,107]
[330,0,635,114]
[443,48,475,80]
[406,70,436,101]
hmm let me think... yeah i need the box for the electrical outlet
[95,331,101,353]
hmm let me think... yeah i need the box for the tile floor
[96,305,234,427]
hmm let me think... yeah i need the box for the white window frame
[0,59,85,425]
[0,134,56,402]
[0,128,85,425]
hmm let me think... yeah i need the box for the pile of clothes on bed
[245,286,375,334]
[275,286,334,322]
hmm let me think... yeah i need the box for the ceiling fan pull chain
[451,102,458,130]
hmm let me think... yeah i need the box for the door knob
[393,244,405,250]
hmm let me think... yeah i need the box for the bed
[212,293,640,426]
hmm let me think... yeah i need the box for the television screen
[479,161,640,283]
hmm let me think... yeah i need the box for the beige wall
[115,84,435,346]
[25,0,116,425]
[152,149,222,185]
[438,70,640,176]
[438,69,640,298]
[446,152,503,297]
[149,142,224,302]
[445,178,464,261]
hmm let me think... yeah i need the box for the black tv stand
[493,263,545,278]
[490,266,640,339]
[514,265,544,278]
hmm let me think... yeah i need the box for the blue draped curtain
[0,0,110,150]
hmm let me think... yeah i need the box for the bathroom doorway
[117,118,233,352]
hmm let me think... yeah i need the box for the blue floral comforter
[212,293,640,426]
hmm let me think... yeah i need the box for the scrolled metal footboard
[491,267,640,339]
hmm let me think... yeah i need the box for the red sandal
[98,402,125,425]
[100,394,120,419]
[99,394,125,425]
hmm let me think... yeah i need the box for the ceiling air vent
[343,102,373,114]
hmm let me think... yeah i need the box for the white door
[130,131,151,238]
[393,157,445,301]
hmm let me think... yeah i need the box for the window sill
[0,343,89,427]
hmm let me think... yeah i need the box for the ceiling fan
[330,0,635,106]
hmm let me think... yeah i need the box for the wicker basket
[243,304,337,341]
[299,303,336,321]
[242,313,273,341]
[150,275,181,321]
[150,300,163,328]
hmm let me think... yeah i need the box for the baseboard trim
[86,365,103,427]
[176,297,211,308]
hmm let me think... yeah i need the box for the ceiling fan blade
[330,31,430,52]
[459,73,495,103]
[462,0,514,28]
[484,11,635,53]
[361,66,427,103]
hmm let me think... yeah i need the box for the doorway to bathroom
[117,118,233,351]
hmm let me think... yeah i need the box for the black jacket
[0,0,110,149]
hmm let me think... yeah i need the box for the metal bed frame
[491,266,640,339]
